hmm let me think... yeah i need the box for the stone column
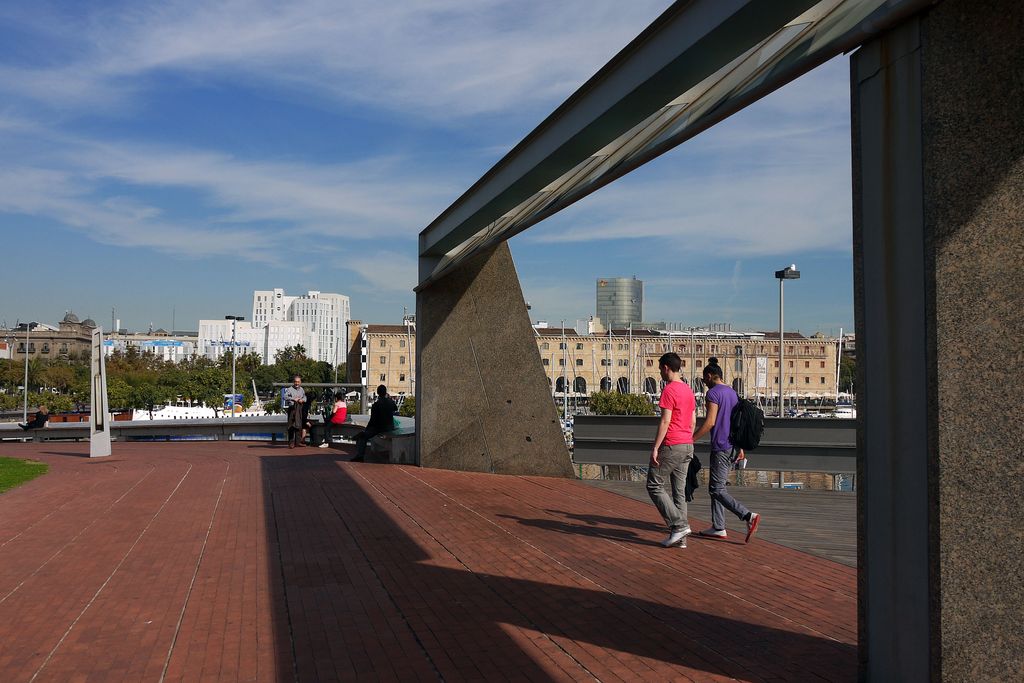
[416,243,573,477]
[852,1,1023,678]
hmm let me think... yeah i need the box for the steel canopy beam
[419,0,816,258]
[417,0,934,288]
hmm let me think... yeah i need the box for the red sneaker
[745,513,761,543]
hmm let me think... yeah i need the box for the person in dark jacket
[19,405,50,430]
[352,385,397,462]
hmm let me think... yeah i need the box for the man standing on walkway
[647,352,696,548]
[693,362,761,542]
[283,375,307,449]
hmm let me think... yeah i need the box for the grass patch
[0,457,49,494]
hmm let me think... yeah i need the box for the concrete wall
[854,1,1023,678]
[921,1,1024,678]
[416,243,573,477]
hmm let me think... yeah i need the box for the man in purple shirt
[692,359,761,543]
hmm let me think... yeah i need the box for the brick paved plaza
[0,443,856,682]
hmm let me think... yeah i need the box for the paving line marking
[0,465,158,606]
[0,471,107,551]
[29,463,194,683]
[159,462,230,683]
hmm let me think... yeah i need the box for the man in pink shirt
[647,352,697,548]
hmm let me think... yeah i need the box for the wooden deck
[582,481,857,567]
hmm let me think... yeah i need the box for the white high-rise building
[252,289,350,366]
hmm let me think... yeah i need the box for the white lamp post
[225,316,244,416]
[22,321,37,422]
[774,265,800,417]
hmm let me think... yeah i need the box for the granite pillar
[853,1,1023,678]
[415,243,573,477]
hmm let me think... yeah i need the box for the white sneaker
[697,527,728,539]
[317,442,330,449]
[661,529,689,547]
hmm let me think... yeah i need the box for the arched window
[643,377,657,394]
[600,376,612,392]
[574,376,587,394]
[617,377,630,393]
[555,377,566,393]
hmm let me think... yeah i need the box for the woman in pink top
[318,391,349,448]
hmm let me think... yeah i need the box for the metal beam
[417,0,935,287]
[419,0,817,258]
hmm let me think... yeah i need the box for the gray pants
[646,443,694,532]
[709,449,750,531]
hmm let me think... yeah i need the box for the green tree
[589,391,656,416]
[839,357,856,394]
[398,396,416,418]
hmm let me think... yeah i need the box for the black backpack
[729,399,765,451]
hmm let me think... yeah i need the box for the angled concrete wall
[416,243,573,477]
[854,1,1023,678]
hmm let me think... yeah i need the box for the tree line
[0,346,342,416]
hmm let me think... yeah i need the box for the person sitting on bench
[318,390,349,448]
[19,405,50,430]
[352,385,397,462]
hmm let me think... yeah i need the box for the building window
[821,377,826,384]
[379,340,386,347]
[646,359,654,367]
[399,356,406,365]
[804,361,810,368]
[789,377,794,384]
[618,359,628,367]
[379,355,386,364]
[788,361,793,368]
[681,359,687,367]
[821,361,826,368]
[41,344,50,353]
[542,359,549,366]
[559,343,567,350]
[805,377,810,384]
[618,344,626,350]
[696,345,703,353]
[601,343,609,351]
[558,359,565,366]
[400,373,406,382]
[399,339,406,348]
[601,359,609,366]
[774,361,779,367]
[680,344,686,352]
[576,358,583,366]
[542,342,549,350]
[576,343,583,350]
[379,374,386,381]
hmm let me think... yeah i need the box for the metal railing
[572,415,855,473]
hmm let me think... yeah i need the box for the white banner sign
[90,327,111,458]
[756,356,768,389]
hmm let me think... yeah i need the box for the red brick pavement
[0,442,856,682]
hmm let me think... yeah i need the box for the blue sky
[0,1,854,337]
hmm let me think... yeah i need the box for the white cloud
[0,1,672,119]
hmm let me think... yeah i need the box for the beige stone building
[348,319,839,409]
[347,320,416,398]
[0,313,96,361]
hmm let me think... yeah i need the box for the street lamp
[774,265,800,417]
[21,321,38,423]
[224,316,244,416]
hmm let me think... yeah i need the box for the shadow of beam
[262,454,855,681]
